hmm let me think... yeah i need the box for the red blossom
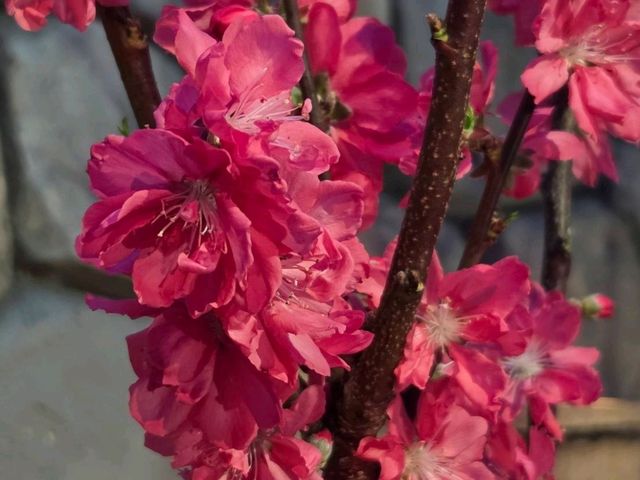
[6,0,128,31]
[304,2,419,227]
[357,384,495,480]
[520,0,640,183]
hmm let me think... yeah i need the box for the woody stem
[325,1,488,478]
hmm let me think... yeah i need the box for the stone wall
[0,3,638,479]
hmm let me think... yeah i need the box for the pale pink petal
[521,54,569,104]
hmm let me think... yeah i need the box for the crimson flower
[155,385,327,479]
[304,2,419,227]
[127,309,284,452]
[357,385,495,480]
[521,0,640,183]
[499,285,602,432]
[6,0,127,31]
[77,129,295,317]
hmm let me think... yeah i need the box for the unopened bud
[580,293,614,319]
[309,430,333,468]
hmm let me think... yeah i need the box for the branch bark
[282,0,325,130]
[541,86,572,292]
[325,2,488,477]
[98,5,161,128]
[458,91,535,268]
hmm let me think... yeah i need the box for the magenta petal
[52,0,94,31]
[305,2,341,75]
[224,14,304,99]
[6,0,53,30]
[270,121,340,174]
[450,344,507,409]
[436,405,488,461]
[356,437,406,480]
[129,380,190,437]
[521,54,569,104]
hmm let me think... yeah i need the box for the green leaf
[117,117,130,136]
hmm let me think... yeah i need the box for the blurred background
[0,1,638,478]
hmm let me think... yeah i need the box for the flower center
[417,302,465,349]
[503,343,546,380]
[403,442,459,480]
[154,179,219,250]
[560,24,640,67]
[274,261,330,315]
[226,90,307,135]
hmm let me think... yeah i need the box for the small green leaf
[433,28,449,42]
[463,104,476,136]
[290,86,303,107]
[117,117,130,136]
[504,211,519,225]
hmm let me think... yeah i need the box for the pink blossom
[227,295,372,385]
[581,293,615,319]
[173,11,306,129]
[499,285,602,432]
[154,0,253,48]
[298,0,356,22]
[219,183,371,386]
[161,385,327,479]
[156,12,340,176]
[127,309,284,452]
[6,0,127,31]
[395,253,529,405]
[76,129,303,317]
[498,92,614,195]
[154,0,356,50]
[223,171,372,384]
[357,387,495,480]
[485,420,555,480]
[304,3,419,227]
[358,242,529,408]
[520,0,640,183]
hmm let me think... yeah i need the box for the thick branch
[458,91,535,268]
[282,0,325,130]
[98,6,161,128]
[325,2,488,477]
[541,87,572,292]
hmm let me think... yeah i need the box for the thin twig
[98,6,161,128]
[458,91,536,268]
[281,0,325,130]
[325,2,488,477]
[541,86,572,292]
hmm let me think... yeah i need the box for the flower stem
[458,91,536,268]
[98,6,161,128]
[541,86,572,292]
[325,2,488,477]
[281,0,326,131]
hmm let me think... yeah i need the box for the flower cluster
[32,0,624,477]
[75,3,411,477]
[6,0,128,31]
[492,0,640,194]
[356,245,601,479]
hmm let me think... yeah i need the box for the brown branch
[325,2,488,478]
[458,91,536,268]
[541,86,572,292]
[281,0,325,130]
[98,5,161,128]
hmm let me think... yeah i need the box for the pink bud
[582,293,615,319]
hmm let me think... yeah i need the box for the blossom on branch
[6,0,128,31]
[357,385,495,480]
[520,0,640,184]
